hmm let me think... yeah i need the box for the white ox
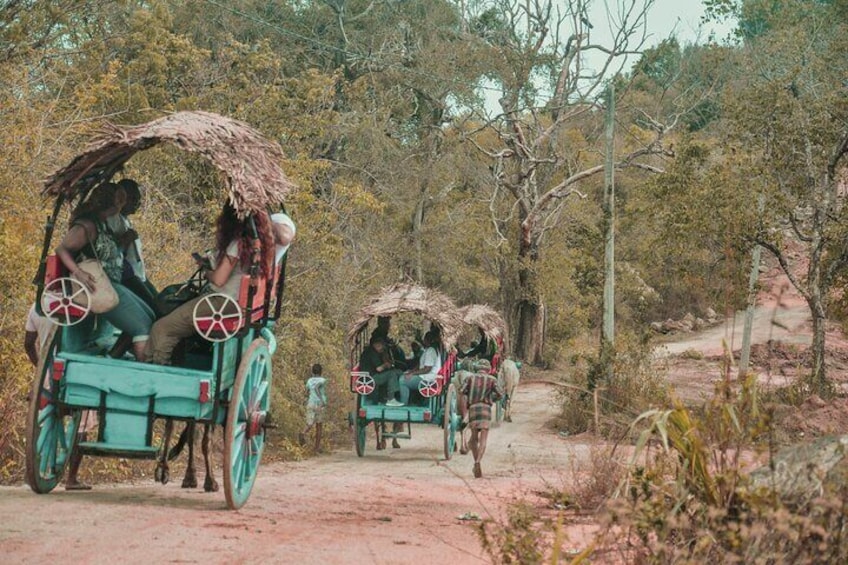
[497,358,520,422]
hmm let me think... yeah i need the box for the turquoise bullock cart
[26,111,294,509]
[347,283,466,460]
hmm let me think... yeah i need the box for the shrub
[560,332,670,438]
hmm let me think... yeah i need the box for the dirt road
[0,381,581,564]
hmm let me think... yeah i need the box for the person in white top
[24,303,53,366]
[299,363,328,453]
[389,331,442,406]
[146,204,276,365]
[270,212,296,266]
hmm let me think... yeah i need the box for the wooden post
[593,387,600,434]
[739,194,765,378]
[602,81,616,382]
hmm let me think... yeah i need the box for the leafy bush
[559,332,669,438]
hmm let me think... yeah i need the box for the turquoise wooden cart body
[25,111,293,509]
[347,283,466,459]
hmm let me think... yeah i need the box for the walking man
[460,358,504,478]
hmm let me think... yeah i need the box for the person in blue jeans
[55,182,154,361]
[388,331,442,406]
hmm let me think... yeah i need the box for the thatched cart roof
[347,283,465,350]
[458,304,509,353]
[42,111,295,217]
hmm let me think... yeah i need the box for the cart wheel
[193,293,243,342]
[41,278,90,326]
[354,418,368,457]
[223,339,271,509]
[443,384,458,460]
[353,372,375,396]
[418,377,441,398]
[25,327,81,493]
[353,396,367,457]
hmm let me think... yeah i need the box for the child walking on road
[300,363,328,453]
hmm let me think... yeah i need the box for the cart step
[77,442,159,459]
[380,433,411,439]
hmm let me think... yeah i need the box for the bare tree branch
[755,237,811,302]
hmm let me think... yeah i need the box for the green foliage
[622,138,753,320]
[559,332,669,439]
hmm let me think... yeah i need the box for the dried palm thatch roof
[458,304,509,353]
[347,283,465,350]
[43,111,295,217]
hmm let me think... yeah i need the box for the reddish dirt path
[0,382,582,564]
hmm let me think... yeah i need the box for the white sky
[636,0,736,45]
[583,0,737,71]
[476,0,737,113]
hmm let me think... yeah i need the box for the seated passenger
[145,204,274,365]
[459,328,489,360]
[55,182,155,361]
[369,316,391,344]
[358,336,402,403]
[367,315,406,370]
[388,331,441,407]
[107,178,160,315]
[270,211,296,267]
[406,340,422,370]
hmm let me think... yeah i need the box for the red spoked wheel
[418,377,441,398]
[352,372,375,396]
[41,278,91,326]
[192,293,243,342]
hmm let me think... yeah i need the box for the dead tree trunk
[513,237,545,365]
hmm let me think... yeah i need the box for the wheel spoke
[233,440,247,487]
[233,422,246,443]
[241,443,252,483]
[37,404,55,426]
[69,286,87,300]
[43,297,63,316]
[250,435,262,457]
[45,429,57,477]
[244,363,258,405]
[252,381,269,411]
[201,324,216,340]
[237,395,249,422]
[232,437,244,469]
[37,424,54,467]
[37,415,54,453]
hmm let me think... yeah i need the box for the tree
[720,0,848,395]
[463,0,674,364]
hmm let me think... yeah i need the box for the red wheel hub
[248,411,267,438]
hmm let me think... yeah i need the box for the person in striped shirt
[460,358,503,478]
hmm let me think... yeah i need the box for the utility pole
[602,81,615,376]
